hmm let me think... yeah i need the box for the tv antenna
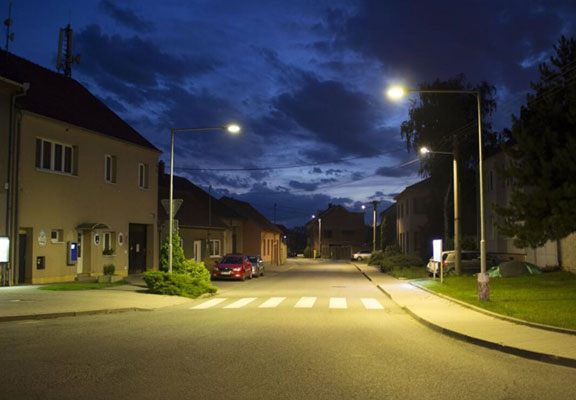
[4,1,14,51]
[57,24,81,77]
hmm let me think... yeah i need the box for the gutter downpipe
[6,81,29,286]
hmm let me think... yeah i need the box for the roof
[219,197,282,234]
[394,178,432,200]
[0,50,159,152]
[158,166,241,220]
[158,186,229,229]
[305,204,364,227]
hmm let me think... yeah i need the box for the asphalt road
[1,260,574,399]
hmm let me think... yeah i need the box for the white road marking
[329,297,347,309]
[223,298,257,309]
[191,298,228,309]
[259,297,286,308]
[361,298,384,310]
[294,297,317,308]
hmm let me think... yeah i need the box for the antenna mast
[4,1,14,51]
[56,24,80,77]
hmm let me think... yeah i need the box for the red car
[211,254,253,281]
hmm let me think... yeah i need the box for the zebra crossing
[190,296,385,311]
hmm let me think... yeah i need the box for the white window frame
[105,155,117,184]
[36,138,75,175]
[209,239,221,257]
[138,163,149,189]
[50,229,64,243]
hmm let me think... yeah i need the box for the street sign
[161,199,183,217]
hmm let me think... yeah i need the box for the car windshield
[247,256,258,263]
[221,257,242,264]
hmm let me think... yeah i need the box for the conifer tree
[495,36,576,248]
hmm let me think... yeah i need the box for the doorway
[129,224,147,273]
[18,234,27,284]
[76,231,84,274]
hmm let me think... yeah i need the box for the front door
[76,231,83,274]
[129,224,147,273]
[194,240,202,262]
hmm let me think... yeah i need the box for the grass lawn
[388,267,429,280]
[417,271,576,330]
[38,281,126,291]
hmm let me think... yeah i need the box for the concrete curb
[353,263,576,369]
[410,281,576,336]
[0,307,152,323]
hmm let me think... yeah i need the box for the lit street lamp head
[226,124,241,134]
[420,147,430,155]
[386,86,407,100]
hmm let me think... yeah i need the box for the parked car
[247,254,264,277]
[352,250,372,261]
[212,254,253,281]
[427,250,481,275]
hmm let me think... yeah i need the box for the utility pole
[4,2,14,51]
[372,201,379,252]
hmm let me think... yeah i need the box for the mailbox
[67,241,78,265]
[36,256,45,270]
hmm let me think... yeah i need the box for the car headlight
[232,267,242,272]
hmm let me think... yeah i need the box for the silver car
[427,250,480,275]
[247,255,264,277]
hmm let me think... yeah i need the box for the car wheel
[260,269,264,277]
[357,256,363,261]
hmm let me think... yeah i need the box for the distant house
[157,166,241,266]
[219,197,283,265]
[306,204,366,259]
[0,51,160,285]
[379,203,397,250]
[395,179,436,259]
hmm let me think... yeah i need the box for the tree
[399,75,498,267]
[159,233,186,272]
[495,36,576,248]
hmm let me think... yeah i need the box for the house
[395,179,436,259]
[0,74,28,285]
[379,203,397,250]
[484,150,576,271]
[0,51,160,285]
[219,197,283,265]
[157,166,240,266]
[306,204,366,259]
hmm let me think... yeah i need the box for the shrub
[183,259,210,281]
[379,254,424,273]
[384,244,401,257]
[159,233,187,272]
[103,264,115,275]
[367,251,385,266]
[143,271,217,298]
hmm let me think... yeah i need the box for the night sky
[6,0,576,227]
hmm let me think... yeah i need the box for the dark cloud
[99,1,155,33]
[75,24,220,88]
[289,180,319,192]
[340,1,576,91]
[274,76,381,156]
[375,165,417,178]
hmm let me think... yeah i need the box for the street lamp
[419,146,461,276]
[311,214,322,258]
[168,124,240,274]
[388,86,489,301]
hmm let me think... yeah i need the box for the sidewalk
[355,262,576,368]
[0,276,193,322]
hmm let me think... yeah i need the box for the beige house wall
[261,230,280,264]
[561,234,576,273]
[172,226,227,268]
[0,87,11,237]
[17,111,159,283]
[484,152,559,268]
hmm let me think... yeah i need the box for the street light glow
[386,86,406,100]
[420,147,430,155]
[226,124,241,134]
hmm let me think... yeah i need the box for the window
[50,229,63,243]
[103,232,115,255]
[105,155,117,183]
[209,239,221,257]
[138,163,149,189]
[35,138,75,175]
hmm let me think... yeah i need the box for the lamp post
[388,87,489,301]
[168,124,240,274]
[420,147,461,276]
